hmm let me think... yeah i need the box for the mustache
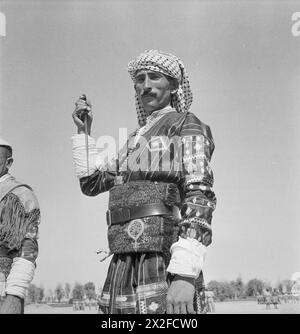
[141,91,156,98]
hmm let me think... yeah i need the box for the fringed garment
[0,175,40,298]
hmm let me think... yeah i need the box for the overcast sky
[0,0,300,291]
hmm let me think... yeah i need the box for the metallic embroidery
[127,219,145,250]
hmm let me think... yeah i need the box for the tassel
[96,249,111,262]
[0,193,40,251]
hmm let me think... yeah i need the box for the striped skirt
[98,252,206,314]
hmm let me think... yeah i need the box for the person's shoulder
[10,182,39,212]
[181,111,214,140]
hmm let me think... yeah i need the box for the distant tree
[84,282,96,301]
[225,281,235,300]
[246,279,264,296]
[27,284,37,304]
[64,283,71,301]
[232,276,245,299]
[281,279,294,293]
[277,282,284,293]
[207,280,220,299]
[219,281,235,301]
[55,283,64,303]
[72,282,85,301]
[26,284,44,304]
[207,280,234,301]
[35,286,44,303]
[45,288,54,303]
[229,281,237,299]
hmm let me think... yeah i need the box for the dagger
[78,93,90,176]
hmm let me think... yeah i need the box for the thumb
[187,302,195,314]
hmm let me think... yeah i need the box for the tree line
[26,276,296,304]
[26,281,99,304]
[207,276,295,301]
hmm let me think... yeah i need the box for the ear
[170,79,179,94]
[6,157,13,170]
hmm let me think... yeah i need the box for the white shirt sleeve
[166,237,207,279]
[71,134,104,178]
[5,257,35,299]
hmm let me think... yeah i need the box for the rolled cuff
[167,237,207,279]
[5,257,35,299]
[71,134,103,178]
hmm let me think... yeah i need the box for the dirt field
[212,300,300,314]
[25,300,300,314]
[25,303,98,314]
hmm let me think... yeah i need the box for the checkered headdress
[128,50,193,127]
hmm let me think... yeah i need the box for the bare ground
[24,300,300,314]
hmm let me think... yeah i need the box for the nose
[142,74,153,94]
[143,74,151,89]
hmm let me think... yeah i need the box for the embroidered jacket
[73,108,216,277]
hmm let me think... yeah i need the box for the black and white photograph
[0,0,299,317]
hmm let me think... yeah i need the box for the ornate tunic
[73,107,216,314]
[79,109,216,249]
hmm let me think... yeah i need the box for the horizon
[30,273,298,291]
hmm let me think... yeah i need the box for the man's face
[134,70,176,115]
[0,147,13,178]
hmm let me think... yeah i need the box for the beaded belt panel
[107,181,181,254]
[108,181,181,210]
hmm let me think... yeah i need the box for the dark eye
[149,73,161,80]
[135,75,145,83]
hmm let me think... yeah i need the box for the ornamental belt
[106,203,180,226]
[106,181,181,226]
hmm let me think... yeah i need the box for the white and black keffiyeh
[128,50,193,127]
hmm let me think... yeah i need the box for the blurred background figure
[271,289,280,309]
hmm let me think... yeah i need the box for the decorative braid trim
[180,217,212,231]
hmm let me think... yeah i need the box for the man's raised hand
[72,94,93,135]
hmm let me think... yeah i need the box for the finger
[87,110,93,119]
[74,105,90,118]
[75,101,88,109]
[173,304,180,314]
[75,97,89,107]
[86,99,92,109]
[180,304,187,314]
[77,95,92,109]
[75,104,89,110]
[75,103,92,116]
[72,110,85,125]
[187,302,195,314]
[75,96,86,104]
[166,303,173,314]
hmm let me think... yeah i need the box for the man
[271,288,280,309]
[0,137,40,313]
[206,289,215,312]
[72,50,216,314]
[264,288,272,310]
